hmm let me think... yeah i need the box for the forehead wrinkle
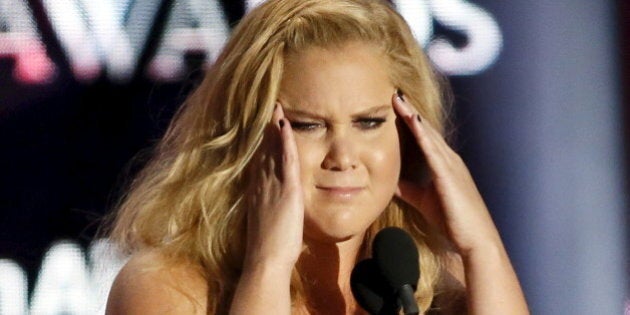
[351,104,391,118]
[279,43,395,122]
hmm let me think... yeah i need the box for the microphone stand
[397,284,419,315]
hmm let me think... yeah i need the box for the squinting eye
[355,118,386,130]
[290,121,322,132]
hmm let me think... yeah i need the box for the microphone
[351,227,420,315]
[350,259,399,315]
[373,227,420,315]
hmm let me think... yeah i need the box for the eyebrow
[284,104,391,119]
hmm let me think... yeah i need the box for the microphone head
[372,227,420,290]
[350,259,399,315]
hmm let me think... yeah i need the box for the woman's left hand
[392,92,502,257]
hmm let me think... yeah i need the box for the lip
[316,186,365,199]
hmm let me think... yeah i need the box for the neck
[296,234,368,315]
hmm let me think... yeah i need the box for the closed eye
[289,121,323,132]
[354,117,386,130]
[288,117,386,132]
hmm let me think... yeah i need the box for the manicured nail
[416,114,422,123]
[396,89,405,102]
[279,119,285,128]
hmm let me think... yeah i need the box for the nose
[321,134,357,171]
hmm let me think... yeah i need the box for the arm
[392,92,529,314]
[106,106,302,315]
[229,262,293,314]
[463,240,527,314]
[230,104,304,314]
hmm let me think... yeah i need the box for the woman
[105,0,529,314]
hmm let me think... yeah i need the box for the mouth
[316,186,365,199]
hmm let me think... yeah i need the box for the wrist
[459,238,506,262]
[242,257,295,281]
[232,257,294,315]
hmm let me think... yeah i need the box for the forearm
[463,243,529,315]
[229,262,293,315]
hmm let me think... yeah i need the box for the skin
[392,95,529,314]
[280,43,401,243]
[106,41,529,314]
[238,42,400,314]
[233,41,529,314]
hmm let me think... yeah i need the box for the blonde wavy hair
[108,0,455,313]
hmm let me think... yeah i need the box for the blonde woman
[104,0,529,314]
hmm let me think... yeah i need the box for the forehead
[279,42,394,115]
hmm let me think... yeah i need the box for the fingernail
[279,119,285,128]
[416,114,422,123]
[396,89,405,102]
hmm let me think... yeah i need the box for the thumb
[396,179,424,208]
[396,180,444,231]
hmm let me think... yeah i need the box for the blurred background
[0,0,627,314]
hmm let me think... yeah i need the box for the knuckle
[283,150,299,168]
[282,151,292,164]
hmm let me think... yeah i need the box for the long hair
[108,0,454,312]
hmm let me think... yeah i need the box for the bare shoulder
[106,249,208,315]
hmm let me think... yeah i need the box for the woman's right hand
[243,104,304,273]
[231,104,302,314]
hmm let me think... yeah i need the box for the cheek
[365,132,401,192]
[293,129,402,188]
[293,136,322,183]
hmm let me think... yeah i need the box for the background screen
[0,0,627,314]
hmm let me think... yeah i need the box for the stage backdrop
[0,0,626,314]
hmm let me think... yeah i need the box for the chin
[302,204,381,243]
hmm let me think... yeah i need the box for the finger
[276,104,301,187]
[395,178,424,207]
[396,180,444,231]
[392,92,452,174]
[259,104,283,179]
[394,91,459,163]
[413,110,458,165]
[392,92,443,167]
[251,104,282,166]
